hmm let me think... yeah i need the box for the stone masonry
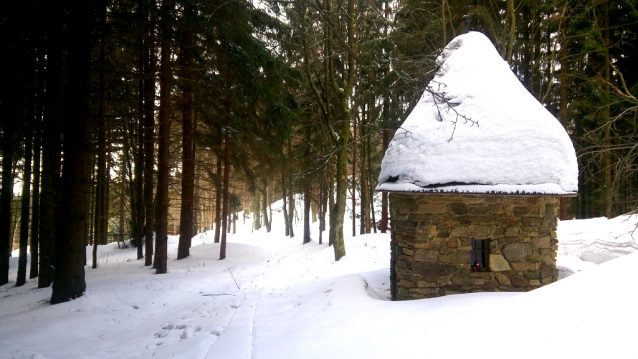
[389,193,560,300]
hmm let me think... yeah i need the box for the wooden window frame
[471,238,489,272]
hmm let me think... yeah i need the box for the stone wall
[389,193,559,300]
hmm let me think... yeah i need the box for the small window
[471,239,489,272]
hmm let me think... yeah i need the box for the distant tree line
[1,0,636,304]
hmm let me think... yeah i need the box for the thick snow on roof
[377,32,578,195]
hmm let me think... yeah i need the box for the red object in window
[474,262,480,271]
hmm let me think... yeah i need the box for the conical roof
[376,32,578,195]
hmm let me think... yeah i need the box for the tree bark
[30,60,43,279]
[303,178,311,244]
[287,182,295,238]
[220,101,231,260]
[155,0,173,274]
[559,13,570,220]
[351,108,357,238]
[38,1,64,287]
[214,158,222,243]
[51,0,100,304]
[602,2,613,218]
[0,14,19,285]
[262,182,270,233]
[134,1,146,260]
[16,89,34,287]
[143,0,156,266]
[177,1,195,260]
[327,0,356,261]
[282,168,290,236]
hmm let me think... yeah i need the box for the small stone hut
[376,32,579,300]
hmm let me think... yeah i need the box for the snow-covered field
[2,210,638,359]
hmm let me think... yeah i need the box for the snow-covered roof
[376,32,578,195]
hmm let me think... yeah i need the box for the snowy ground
[2,211,638,359]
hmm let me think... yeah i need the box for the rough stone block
[408,214,433,222]
[503,243,532,261]
[398,279,415,288]
[504,226,520,237]
[490,203,505,214]
[542,254,555,268]
[450,203,469,215]
[414,249,439,262]
[416,203,448,214]
[446,251,471,264]
[471,206,492,215]
[511,276,530,287]
[532,236,551,249]
[468,225,490,239]
[511,262,538,271]
[490,226,505,238]
[451,277,475,286]
[459,215,472,225]
[483,280,497,291]
[397,287,409,297]
[413,287,440,295]
[489,254,512,271]
[411,262,457,277]
[473,216,495,225]
[439,247,455,255]
[417,281,437,288]
[494,273,512,286]
[521,216,542,227]
[451,226,469,238]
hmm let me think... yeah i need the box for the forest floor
[2,209,638,359]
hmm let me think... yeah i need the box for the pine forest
[1,0,637,304]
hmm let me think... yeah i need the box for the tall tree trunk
[214,158,222,243]
[143,0,156,266]
[177,2,195,260]
[16,87,34,287]
[287,183,295,238]
[330,93,351,260]
[0,15,19,285]
[303,179,311,244]
[232,212,236,234]
[327,158,334,246]
[282,168,290,236]
[134,1,145,260]
[602,2,613,218]
[559,13,569,220]
[155,0,173,274]
[319,168,327,244]
[30,62,43,278]
[220,102,231,260]
[327,0,356,260]
[351,110,357,238]
[38,1,63,287]
[367,130,376,233]
[51,0,100,304]
[1,128,14,285]
[262,187,271,233]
